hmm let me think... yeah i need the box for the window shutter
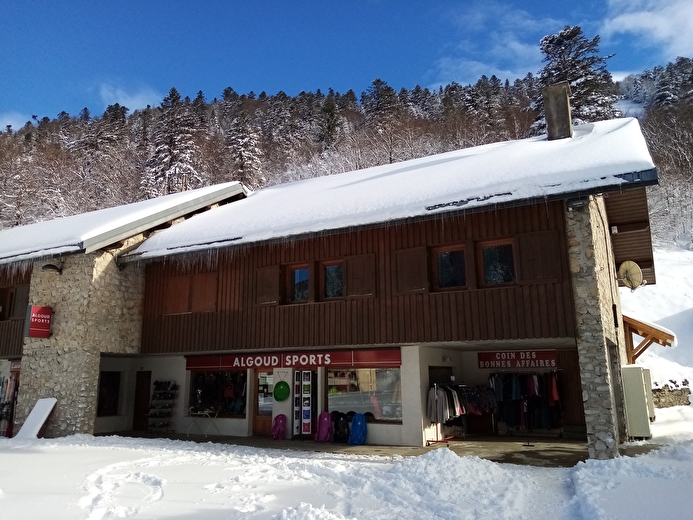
[517,230,561,282]
[346,254,375,297]
[12,284,30,319]
[191,272,218,313]
[256,265,280,304]
[164,276,191,315]
[394,247,428,293]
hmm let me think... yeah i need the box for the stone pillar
[15,240,144,437]
[565,195,628,459]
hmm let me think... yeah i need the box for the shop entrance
[132,371,151,431]
[254,371,273,436]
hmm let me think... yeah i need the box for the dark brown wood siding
[0,267,32,358]
[604,188,656,285]
[142,202,576,354]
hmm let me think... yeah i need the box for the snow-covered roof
[127,118,656,261]
[0,182,247,266]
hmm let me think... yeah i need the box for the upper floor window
[288,265,310,303]
[480,240,515,285]
[433,246,466,290]
[321,261,344,299]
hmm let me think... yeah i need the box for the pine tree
[227,110,263,188]
[535,26,618,128]
[142,88,203,197]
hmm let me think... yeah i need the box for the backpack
[333,412,349,443]
[315,411,332,442]
[348,413,367,445]
[271,413,287,440]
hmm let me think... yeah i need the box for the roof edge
[121,171,658,265]
[82,183,248,253]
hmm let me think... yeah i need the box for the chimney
[542,81,573,140]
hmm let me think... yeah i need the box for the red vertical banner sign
[29,306,52,338]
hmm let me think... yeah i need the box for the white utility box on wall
[621,365,655,439]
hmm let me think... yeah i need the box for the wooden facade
[142,201,576,354]
[0,267,32,358]
[605,187,656,285]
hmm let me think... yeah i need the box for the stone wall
[14,238,145,437]
[652,385,691,408]
[565,195,628,459]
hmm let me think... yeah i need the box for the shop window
[433,246,466,290]
[480,240,516,285]
[327,367,402,422]
[321,261,344,299]
[287,265,310,303]
[97,371,121,417]
[257,372,274,417]
[189,370,247,417]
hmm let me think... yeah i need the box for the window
[189,370,247,417]
[480,241,516,285]
[288,265,310,303]
[97,372,121,417]
[327,367,402,422]
[321,262,344,299]
[433,247,466,290]
[282,255,375,304]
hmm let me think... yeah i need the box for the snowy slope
[620,247,693,386]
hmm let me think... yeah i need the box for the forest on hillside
[1,27,692,247]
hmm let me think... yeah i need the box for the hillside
[620,247,693,387]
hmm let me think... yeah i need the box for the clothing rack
[489,371,563,436]
[426,383,453,446]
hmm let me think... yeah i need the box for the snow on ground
[1,409,692,520]
[620,247,693,385]
[0,247,691,520]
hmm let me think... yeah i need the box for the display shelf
[148,380,177,432]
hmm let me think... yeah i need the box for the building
[0,113,664,459]
[0,183,247,437]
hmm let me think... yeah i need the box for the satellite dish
[618,261,646,292]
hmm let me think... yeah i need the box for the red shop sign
[477,350,557,370]
[187,349,401,371]
[29,306,52,338]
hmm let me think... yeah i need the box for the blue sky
[1,1,691,130]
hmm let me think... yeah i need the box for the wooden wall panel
[141,201,577,354]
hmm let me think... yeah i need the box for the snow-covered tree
[142,88,203,197]
[227,110,264,188]
[534,26,618,129]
